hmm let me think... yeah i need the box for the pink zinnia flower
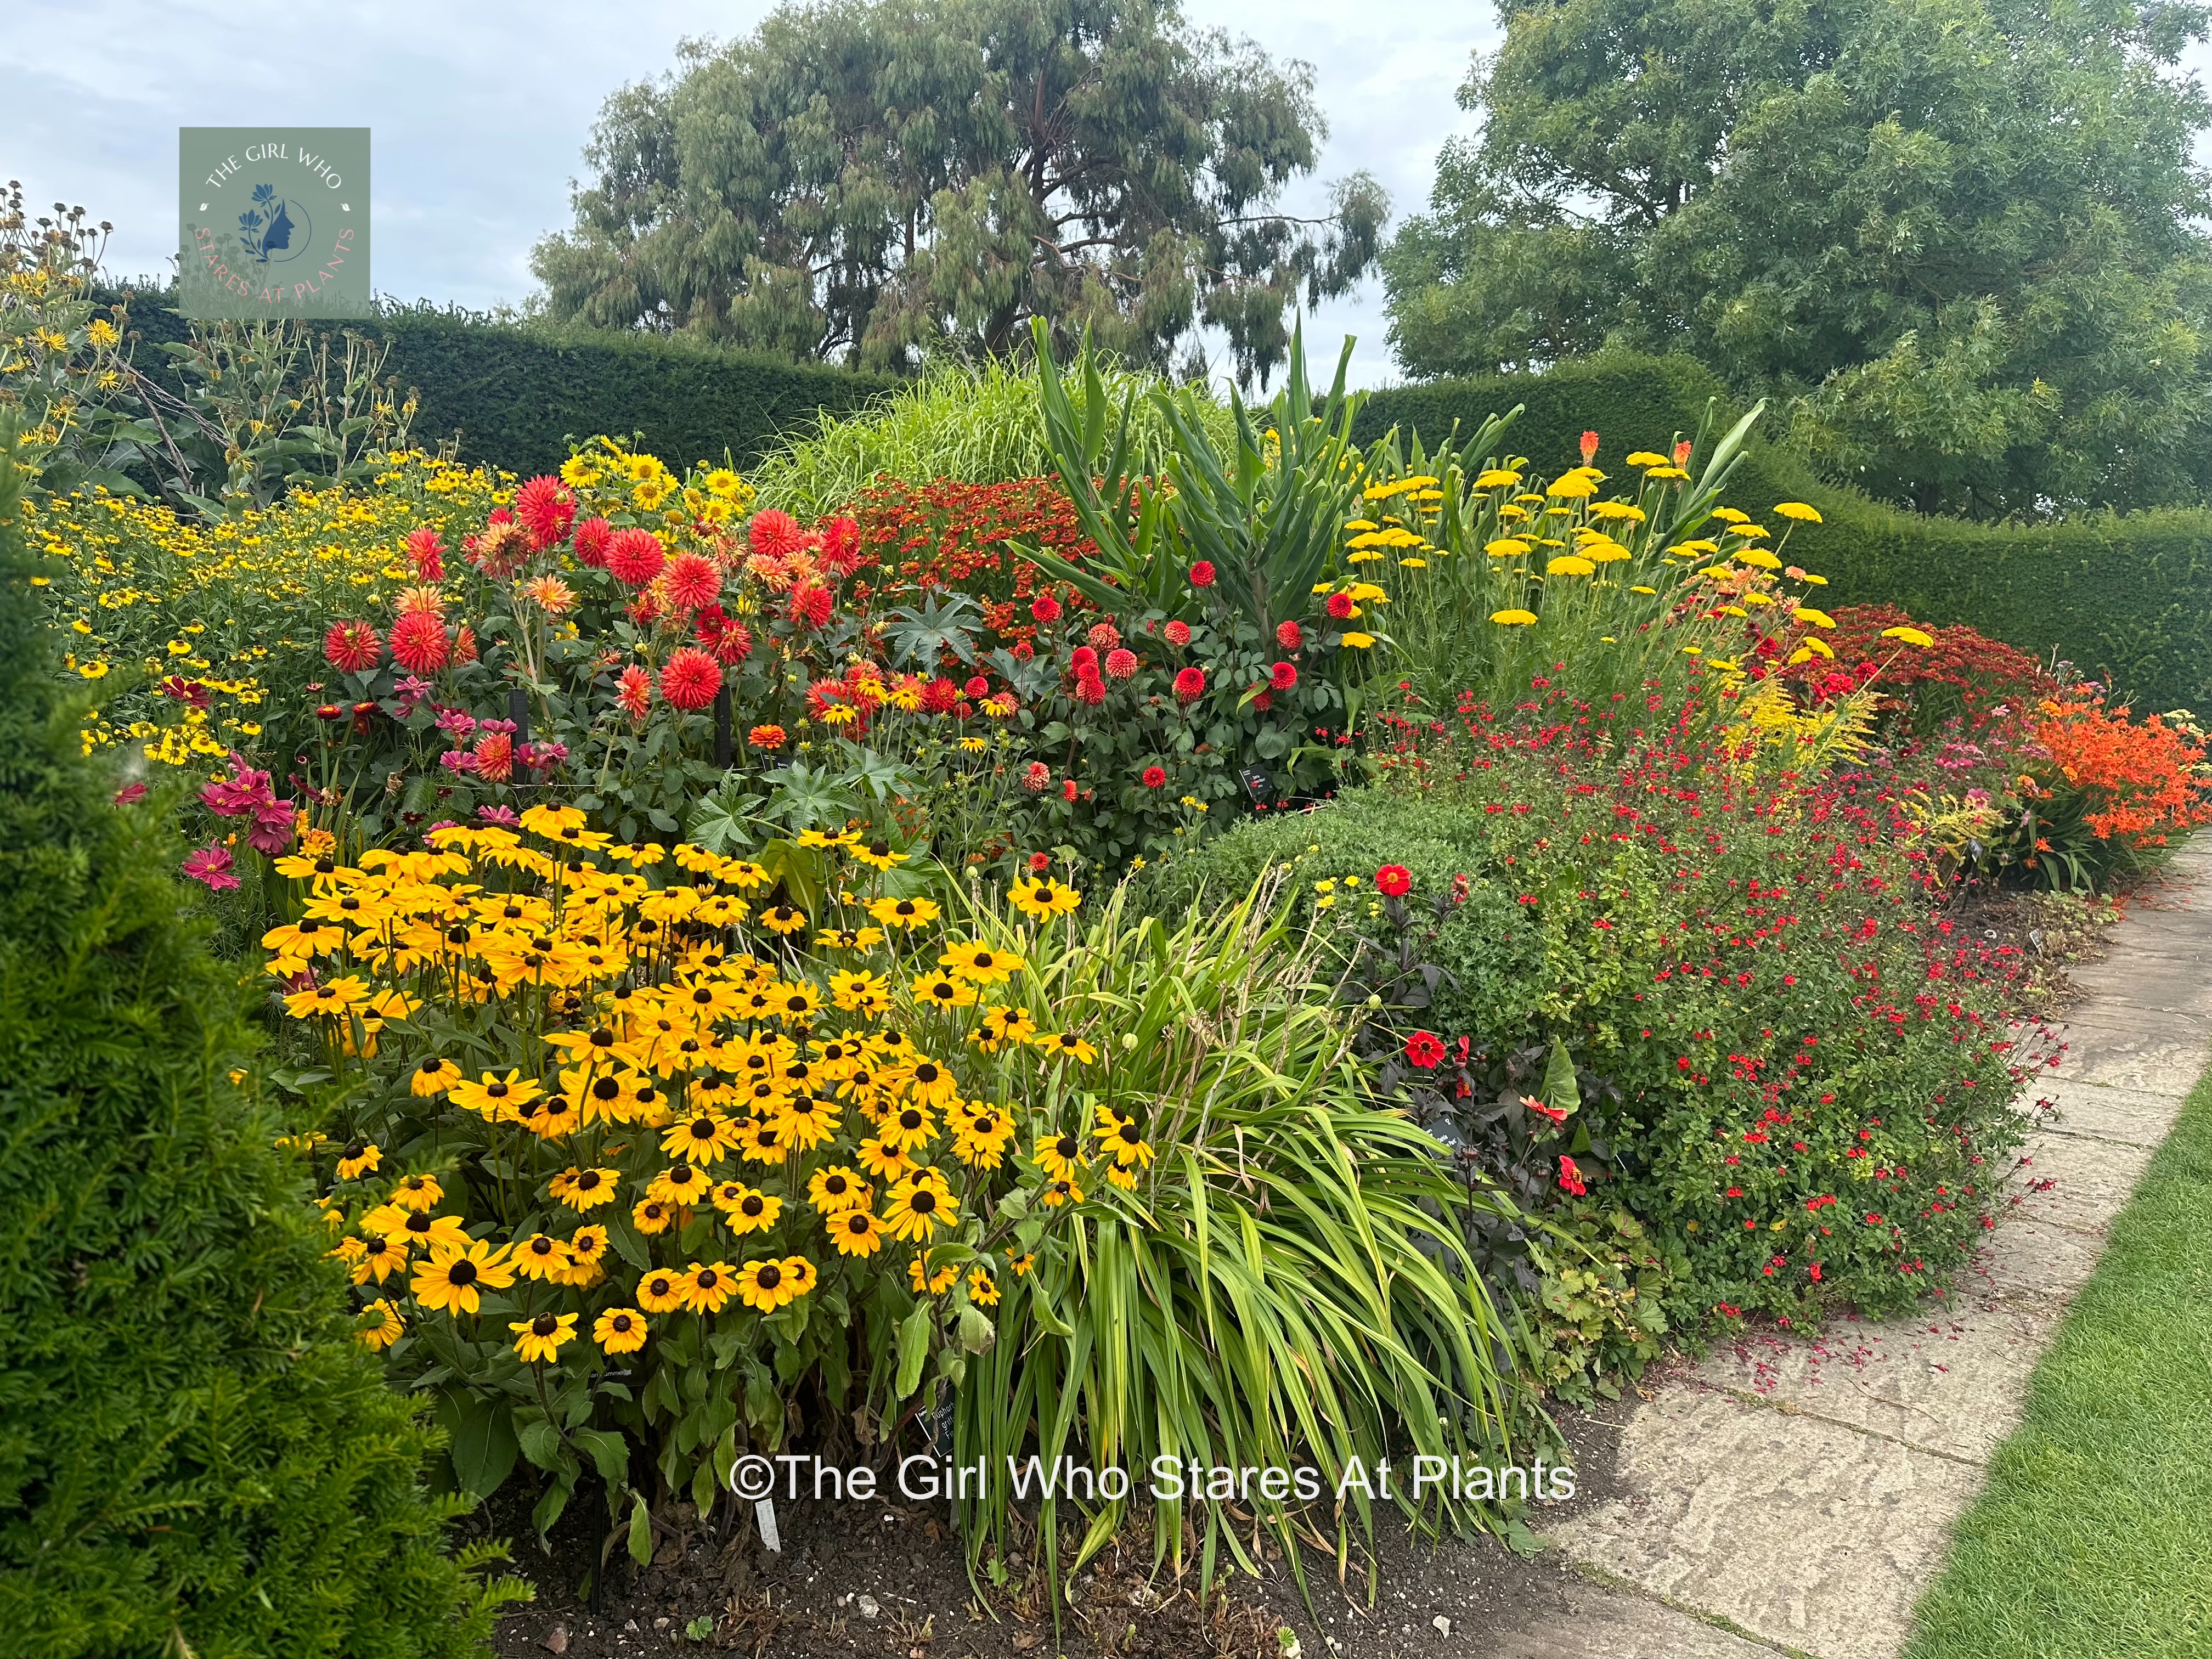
[182,844,239,891]
[323,619,381,675]
[659,647,723,712]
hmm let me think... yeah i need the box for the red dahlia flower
[1325,592,1354,620]
[1172,667,1205,702]
[1269,661,1298,691]
[1188,561,1216,588]
[1086,622,1121,651]
[1104,648,1137,680]
[1021,761,1051,792]
[323,619,382,675]
[1276,619,1303,651]
[787,583,833,630]
[664,552,722,611]
[659,647,723,711]
[748,507,804,560]
[1073,675,1106,707]
[390,611,449,675]
[403,526,445,581]
[1164,620,1191,646]
[607,528,667,586]
[1142,764,1167,788]
[572,516,614,567]
[1375,864,1412,896]
[922,678,961,714]
[1030,594,1062,624]
[1558,1155,1588,1197]
[1404,1031,1446,1069]
[514,475,577,549]
[616,664,654,720]
[964,675,989,698]
[1062,778,1079,801]
[1070,645,1098,674]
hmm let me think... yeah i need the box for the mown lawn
[1904,1071,2212,1658]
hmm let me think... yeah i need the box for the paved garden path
[1493,840,2212,1659]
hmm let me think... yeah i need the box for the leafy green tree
[1384,0,2212,517]
[531,0,1386,387]
[0,409,527,1656]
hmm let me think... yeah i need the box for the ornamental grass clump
[0,411,523,1658]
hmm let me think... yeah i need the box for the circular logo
[238,184,312,266]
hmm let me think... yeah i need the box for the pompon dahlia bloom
[1325,592,1355,620]
[1085,621,1121,651]
[1141,764,1167,789]
[663,552,722,611]
[659,647,724,712]
[963,675,990,698]
[324,619,382,674]
[749,508,805,559]
[514,475,578,549]
[1070,646,1098,675]
[1172,667,1205,702]
[404,526,445,581]
[1104,647,1138,680]
[1276,619,1304,651]
[1188,561,1216,588]
[1072,674,1106,707]
[572,516,614,568]
[1163,620,1191,646]
[616,664,654,720]
[1029,594,1062,624]
[390,611,450,675]
[607,528,667,586]
[1269,660,1298,690]
[1020,760,1051,792]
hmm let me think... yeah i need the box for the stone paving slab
[2026,1077,2192,1147]
[2006,1131,2157,1235]
[2046,1019,2208,1094]
[1546,1390,1976,1659]
[1484,1579,1782,1658]
[1963,1216,2106,1301]
[1688,1300,2055,1463]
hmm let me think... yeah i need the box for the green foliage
[0,411,525,1657]
[746,359,1234,520]
[123,297,895,481]
[1385,0,2212,517]
[950,879,1518,1595]
[530,0,1386,386]
[1355,356,2212,717]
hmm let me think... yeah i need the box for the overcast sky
[2,0,1492,390]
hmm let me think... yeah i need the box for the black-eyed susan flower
[817,925,886,951]
[966,1269,1000,1306]
[1035,1133,1088,1183]
[895,1056,961,1108]
[828,1207,884,1257]
[646,1162,708,1206]
[449,1069,544,1120]
[1030,1031,1098,1065]
[712,1182,782,1235]
[335,1142,382,1181]
[951,1104,1016,1170]
[808,1166,871,1214]
[632,1197,677,1235]
[550,1166,622,1211]
[409,1057,462,1097]
[775,1095,840,1152]
[910,972,978,1011]
[879,1101,939,1155]
[718,858,771,890]
[1040,1177,1084,1207]
[882,1171,957,1242]
[760,904,808,936]
[1105,1163,1139,1190]
[779,1255,817,1298]
[387,1172,444,1212]
[595,1306,650,1354]
[1005,1250,1036,1277]
[829,969,893,1015]
[350,1231,409,1285]
[939,940,1022,984]
[368,1205,472,1255]
[734,1257,796,1312]
[636,1269,686,1313]
[1093,1106,1157,1170]
[410,1239,516,1316]
[909,1253,960,1294]
[565,1224,610,1267]
[510,1310,579,1363]
[734,1118,791,1166]
[770,982,822,1022]
[514,1232,569,1282]
[867,894,941,930]
[661,1110,738,1165]
[356,1298,405,1350]
[969,1004,1039,1052]
[855,1135,916,1183]
[848,836,908,871]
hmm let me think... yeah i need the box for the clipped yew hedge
[1356,356,2212,716]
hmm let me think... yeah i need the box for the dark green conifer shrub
[0,410,527,1657]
